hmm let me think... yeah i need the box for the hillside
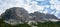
[0,19,60,27]
[0,7,60,27]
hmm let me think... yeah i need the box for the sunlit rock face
[48,19,59,22]
[1,7,29,23]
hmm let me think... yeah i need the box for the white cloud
[23,0,45,13]
[0,0,45,14]
[44,5,50,8]
[22,4,33,13]
[50,0,60,10]
[54,4,60,10]
[0,0,25,15]
[54,11,60,18]
[43,9,48,14]
[0,0,49,15]
[31,5,44,11]
[55,11,59,15]
[0,0,60,19]
[50,11,56,14]
[50,5,55,9]
[49,0,58,4]
[36,0,45,1]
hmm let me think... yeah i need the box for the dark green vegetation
[0,17,31,27]
[37,21,60,27]
[0,17,60,27]
[0,16,32,27]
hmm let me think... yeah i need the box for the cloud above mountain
[0,0,60,18]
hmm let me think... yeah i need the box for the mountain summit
[1,7,30,24]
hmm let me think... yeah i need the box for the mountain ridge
[0,7,59,25]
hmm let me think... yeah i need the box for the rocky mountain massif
[0,7,59,25]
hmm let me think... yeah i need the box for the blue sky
[0,0,60,19]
